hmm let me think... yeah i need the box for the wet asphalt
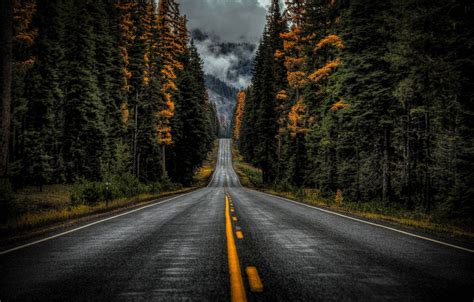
[1,139,473,301]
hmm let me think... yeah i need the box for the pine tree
[169,42,215,185]
[155,0,185,178]
[62,0,106,181]
[233,91,246,142]
[0,0,13,178]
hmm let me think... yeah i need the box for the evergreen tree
[62,0,106,181]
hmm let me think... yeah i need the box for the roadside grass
[231,146,474,239]
[231,146,263,188]
[2,187,194,236]
[14,184,72,212]
[264,189,474,238]
[2,140,219,237]
[193,140,219,186]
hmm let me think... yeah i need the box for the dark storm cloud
[179,0,270,43]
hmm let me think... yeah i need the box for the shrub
[71,179,101,205]
[70,174,181,206]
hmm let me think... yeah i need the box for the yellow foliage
[280,27,301,40]
[330,99,350,111]
[19,58,35,67]
[156,126,173,145]
[161,65,177,80]
[13,0,36,37]
[316,34,344,50]
[13,0,37,67]
[335,189,343,204]
[123,67,132,79]
[283,40,296,51]
[284,57,305,71]
[233,91,246,140]
[288,71,307,89]
[308,58,341,82]
[166,100,175,112]
[162,80,178,92]
[15,31,37,45]
[120,101,129,123]
[275,49,285,59]
[287,99,310,137]
[163,92,172,103]
[276,90,288,101]
[143,75,150,86]
[120,47,129,65]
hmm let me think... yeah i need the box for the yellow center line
[246,266,264,293]
[233,217,238,222]
[226,194,247,302]
[236,231,244,239]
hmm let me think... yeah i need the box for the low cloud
[194,37,256,88]
[179,0,268,43]
[179,0,277,88]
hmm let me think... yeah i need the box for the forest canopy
[0,0,219,192]
[234,0,474,218]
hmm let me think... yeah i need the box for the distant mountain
[205,75,238,137]
[192,28,256,88]
[192,29,256,136]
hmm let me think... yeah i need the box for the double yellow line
[225,193,247,302]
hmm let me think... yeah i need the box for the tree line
[234,0,473,217]
[0,0,219,192]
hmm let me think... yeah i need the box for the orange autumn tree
[13,0,37,68]
[279,0,347,138]
[233,91,246,141]
[140,0,156,87]
[155,0,187,177]
[287,99,310,137]
[279,0,311,137]
[116,1,137,123]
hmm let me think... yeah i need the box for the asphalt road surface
[1,139,473,301]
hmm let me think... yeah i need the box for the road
[1,139,473,301]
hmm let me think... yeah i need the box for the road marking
[236,231,244,239]
[246,266,264,293]
[250,189,474,254]
[0,189,201,256]
[231,208,235,213]
[233,217,238,222]
[225,194,247,302]
[207,140,222,187]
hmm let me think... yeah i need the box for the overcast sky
[179,0,272,43]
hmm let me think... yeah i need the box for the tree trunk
[161,144,167,178]
[382,126,391,203]
[132,104,138,176]
[0,0,13,177]
[424,111,431,210]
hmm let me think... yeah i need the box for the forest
[234,0,474,218]
[0,0,219,214]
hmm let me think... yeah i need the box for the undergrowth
[231,145,474,238]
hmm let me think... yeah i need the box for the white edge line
[207,140,222,188]
[0,189,200,255]
[249,188,474,254]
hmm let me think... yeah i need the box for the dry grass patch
[3,188,193,235]
[193,140,219,186]
[231,146,262,188]
[263,189,474,239]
